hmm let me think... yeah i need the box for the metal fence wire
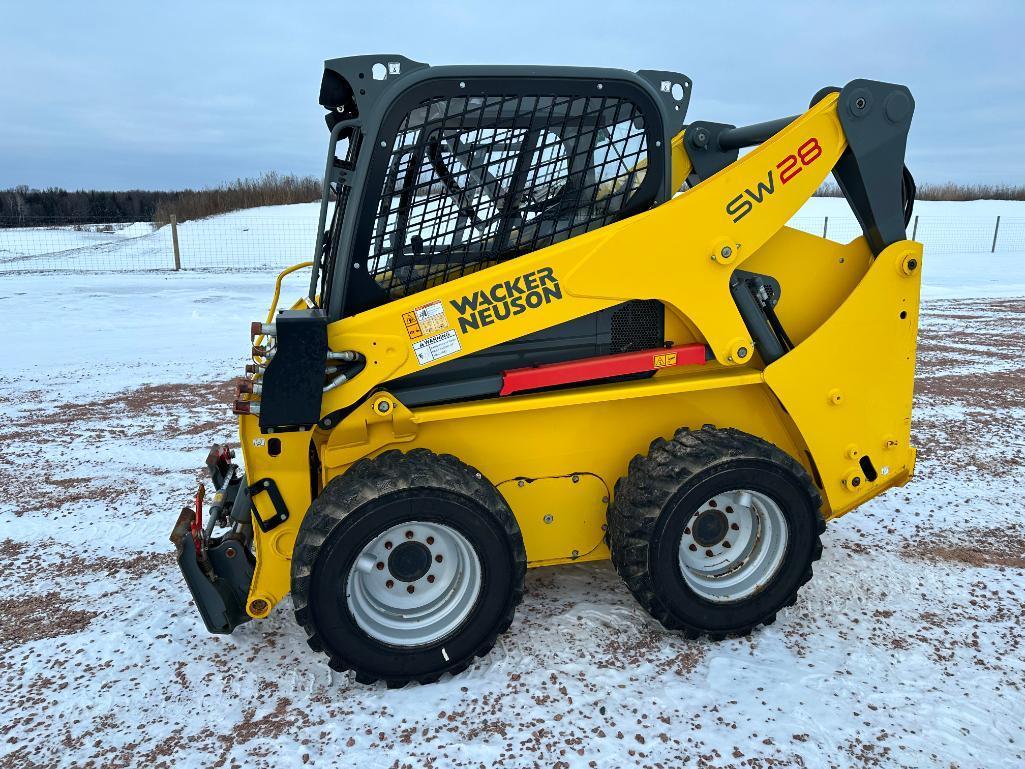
[0,213,1021,273]
[0,216,318,272]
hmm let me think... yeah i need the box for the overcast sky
[1,1,1022,190]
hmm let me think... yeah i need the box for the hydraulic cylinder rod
[716,115,798,151]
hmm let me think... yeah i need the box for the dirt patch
[595,627,705,676]
[910,297,1025,480]
[233,697,312,744]
[916,334,1024,373]
[902,525,1025,569]
[914,368,1025,408]
[0,539,31,561]
[911,403,1025,480]
[178,418,233,437]
[42,478,126,514]
[31,380,235,428]
[977,297,1025,314]
[0,592,97,654]
[0,747,50,769]
[924,297,1025,320]
[0,475,130,518]
[121,381,235,414]
[3,380,234,447]
[914,297,1025,409]
[841,731,894,768]
[0,539,165,603]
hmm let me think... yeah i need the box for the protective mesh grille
[610,299,664,353]
[366,93,651,300]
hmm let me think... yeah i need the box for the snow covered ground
[1,197,1024,280]
[2,206,1024,768]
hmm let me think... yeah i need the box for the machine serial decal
[449,267,563,334]
[726,137,822,222]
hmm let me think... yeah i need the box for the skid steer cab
[171,55,922,686]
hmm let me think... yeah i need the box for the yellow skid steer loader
[171,55,921,686]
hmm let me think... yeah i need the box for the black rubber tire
[290,448,526,686]
[607,426,825,639]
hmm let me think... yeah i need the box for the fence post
[171,215,181,270]
[822,216,828,239]
[991,215,1001,253]
[911,214,919,241]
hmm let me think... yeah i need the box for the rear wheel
[291,449,526,686]
[607,426,824,638]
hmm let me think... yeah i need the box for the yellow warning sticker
[402,311,423,340]
[653,352,678,369]
[403,300,449,341]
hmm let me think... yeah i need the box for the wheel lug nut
[405,530,414,539]
[385,579,394,589]
[435,554,443,563]
[705,549,714,557]
[426,536,435,545]
[725,506,734,514]
[688,544,697,552]
[722,541,732,549]
[730,523,740,531]
[684,527,691,535]
[427,575,435,583]
[376,562,384,570]
[708,500,717,508]
[384,541,393,550]
[407,584,415,594]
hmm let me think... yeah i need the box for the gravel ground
[1,294,1023,769]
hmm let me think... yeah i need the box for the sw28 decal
[725,137,822,223]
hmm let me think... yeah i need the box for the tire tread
[607,426,825,639]
[290,448,527,686]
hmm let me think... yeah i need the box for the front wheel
[290,449,526,686]
[607,426,825,638]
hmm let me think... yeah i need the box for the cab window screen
[365,93,652,301]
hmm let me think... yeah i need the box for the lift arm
[310,80,912,416]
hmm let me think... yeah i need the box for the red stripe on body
[499,343,707,397]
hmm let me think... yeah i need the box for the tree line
[3,173,1019,228]
[0,186,180,224]
[816,181,1025,201]
[0,172,322,227]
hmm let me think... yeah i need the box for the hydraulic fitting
[327,350,359,362]
[232,400,261,416]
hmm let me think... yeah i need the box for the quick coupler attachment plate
[170,508,255,634]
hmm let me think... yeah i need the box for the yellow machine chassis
[237,92,923,619]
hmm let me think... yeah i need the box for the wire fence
[0,213,1022,273]
[789,214,1025,254]
[0,216,317,273]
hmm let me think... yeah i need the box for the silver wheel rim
[345,520,482,647]
[677,489,789,603]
